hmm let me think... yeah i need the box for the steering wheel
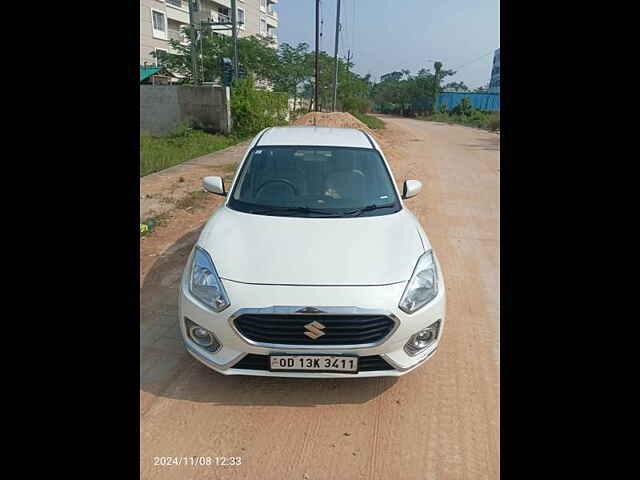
[255,178,299,197]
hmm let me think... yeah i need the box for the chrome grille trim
[228,306,400,350]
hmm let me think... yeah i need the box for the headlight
[188,246,230,312]
[399,250,438,314]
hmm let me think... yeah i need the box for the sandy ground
[140,140,250,221]
[140,115,500,479]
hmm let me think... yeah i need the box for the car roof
[257,126,374,149]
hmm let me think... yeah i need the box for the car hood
[197,207,427,286]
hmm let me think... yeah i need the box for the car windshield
[227,146,402,217]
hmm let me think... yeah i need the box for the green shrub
[416,108,499,132]
[343,96,374,114]
[166,122,195,139]
[351,112,385,129]
[230,74,289,138]
[451,96,473,116]
[487,112,500,131]
[467,110,487,128]
[425,112,453,124]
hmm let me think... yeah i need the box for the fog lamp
[185,318,221,352]
[404,320,441,356]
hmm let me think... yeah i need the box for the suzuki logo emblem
[304,321,326,340]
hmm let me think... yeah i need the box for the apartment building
[140,0,279,66]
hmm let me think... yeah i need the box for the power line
[450,49,495,72]
[450,77,491,92]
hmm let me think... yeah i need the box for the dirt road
[140,116,500,479]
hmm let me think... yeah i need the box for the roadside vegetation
[153,33,376,137]
[418,99,499,131]
[147,34,494,177]
[368,63,499,131]
[230,74,289,138]
[419,110,499,131]
[351,112,385,129]
[140,125,237,177]
[370,63,458,117]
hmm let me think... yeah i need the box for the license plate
[270,355,358,373]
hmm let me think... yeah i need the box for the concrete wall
[140,85,232,135]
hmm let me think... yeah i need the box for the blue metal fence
[436,92,500,111]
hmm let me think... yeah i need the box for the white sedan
[179,126,446,377]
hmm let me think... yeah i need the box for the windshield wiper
[343,203,397,217]
[248,206,344,217]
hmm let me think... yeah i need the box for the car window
[228,146,401,218]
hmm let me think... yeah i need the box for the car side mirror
[203,176,226,196]
[403,180,422,199]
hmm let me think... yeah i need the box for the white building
[140,0,279,67]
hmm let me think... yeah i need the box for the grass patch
[140,125,240,177]
[350,112,385,130]
[140,189,211,237]
[418,111,500,132]
[173,190,209,211]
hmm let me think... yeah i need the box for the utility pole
[200,2,236,84]
[315,0,320,112]
[433,61,442,113]
[332,0,341,112]
[346,49,352,74]
[189,0,199,85]
[231,0,239,80]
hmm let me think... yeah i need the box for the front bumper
[178,275,446,378]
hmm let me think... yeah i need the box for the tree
[272,42,311,110]
[380,71,404,83]
[151,30,385,117]
[432,61,456,113]
[295,50,372,112]
[373,70,413,114]
[151,29,278,85]
[371,62,456,116]
[442,81,469,92]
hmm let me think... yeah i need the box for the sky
[276,0,500,89]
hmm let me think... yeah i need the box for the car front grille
[232,314,396,346]
[232,354,395,372]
